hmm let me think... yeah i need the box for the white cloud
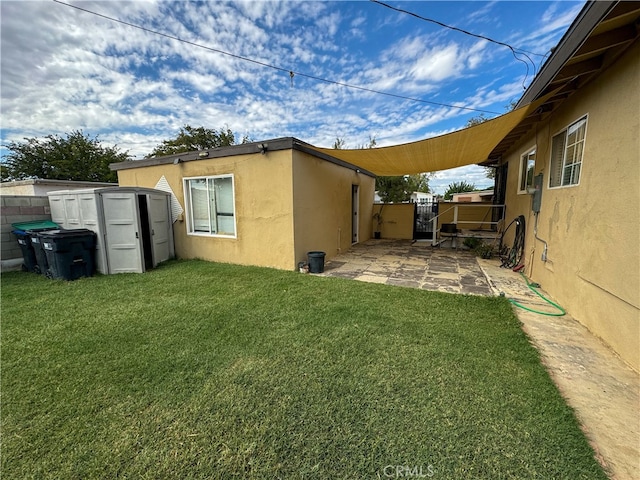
[1,0,581,163]
[412,44,463,82]
[431,165,494,194]
[511,2,584,55]
[464,1,499,24]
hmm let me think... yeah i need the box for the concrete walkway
[321,239,639,480]
[479,258,639,480]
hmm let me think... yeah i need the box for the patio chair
[439,223,458,248]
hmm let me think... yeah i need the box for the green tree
[147,125,249,157]
[357,135,377,150]
[465,113,489,127]
[407,173,433,193]
[443,181,476,200]
[375,176,408,203]
[1,130,129,183]
[330,134,433,203]
[375,174,433,203]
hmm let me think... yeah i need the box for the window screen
[549,116,587,188]
[185,175,236,236]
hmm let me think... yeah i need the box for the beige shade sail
[309,95,550,176]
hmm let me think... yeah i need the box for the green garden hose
[508,271,566,316]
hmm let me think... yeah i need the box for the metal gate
[413,201,437,240]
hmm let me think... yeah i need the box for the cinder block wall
[1,195,51,260]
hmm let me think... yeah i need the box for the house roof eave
[517,1,618,107]
[490,1,640,160]
[110,136,376,178]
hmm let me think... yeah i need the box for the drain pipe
[533,212,548,262]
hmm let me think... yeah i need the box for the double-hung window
[549,115,587,188]
[518,147,536,194]
[184,175,236,237]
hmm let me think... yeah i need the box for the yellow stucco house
[485,1,639,371]
[287,1,640,371]
[111,1,638,371]
[112,138,375,271]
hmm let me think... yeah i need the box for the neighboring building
[109,1,639,372]
[373,191,434,203]
[410,191,434,204]
[451,189,493,203]
[111,137,375,271]
[0,179,116,196]
[486,1,639,371]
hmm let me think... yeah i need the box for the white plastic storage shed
[48,187,175,274]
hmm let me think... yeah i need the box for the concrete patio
[320,239,639,480]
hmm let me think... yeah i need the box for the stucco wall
[373,203,414,239]
[1,181,117,196]
[367,202,497,240]
[1,185,39,196]
[292,151,374,267]
[502,40,640,371]
[117,150,296,270]
[436,202,497,231]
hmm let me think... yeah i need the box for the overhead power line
[370,0,545,57]
[370,0,540,89]
[52,0,502,115]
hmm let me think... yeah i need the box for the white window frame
[183,174,237,238]
[548,115,588,189]
[517,146,536,194]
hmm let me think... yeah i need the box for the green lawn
[1,260,606,479]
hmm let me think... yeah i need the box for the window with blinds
[184,175,236,237]
[549,116,587,188]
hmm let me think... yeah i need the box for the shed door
[78,193,108,275]
[48,195,67,226]
[62,194,82,229]
[352,185,359,244]
[147,193,173,266]
[101,192,144,273]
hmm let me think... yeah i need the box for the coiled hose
[500,215,526,268]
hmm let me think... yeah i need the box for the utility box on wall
[48,187,175,274]
[532,173,543,213]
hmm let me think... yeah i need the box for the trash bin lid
[37,228,95,238]
[11,220,59,231]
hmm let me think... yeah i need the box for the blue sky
[0,0,585,193]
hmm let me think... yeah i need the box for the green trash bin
[38,229,96,280]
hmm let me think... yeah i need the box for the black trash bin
[38,229,97,280]
[12,230,38,272]
[11,220,60,273]
[307,251,326,274]
[31,234,51,275]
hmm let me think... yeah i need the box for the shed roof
[1,178,116,188]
